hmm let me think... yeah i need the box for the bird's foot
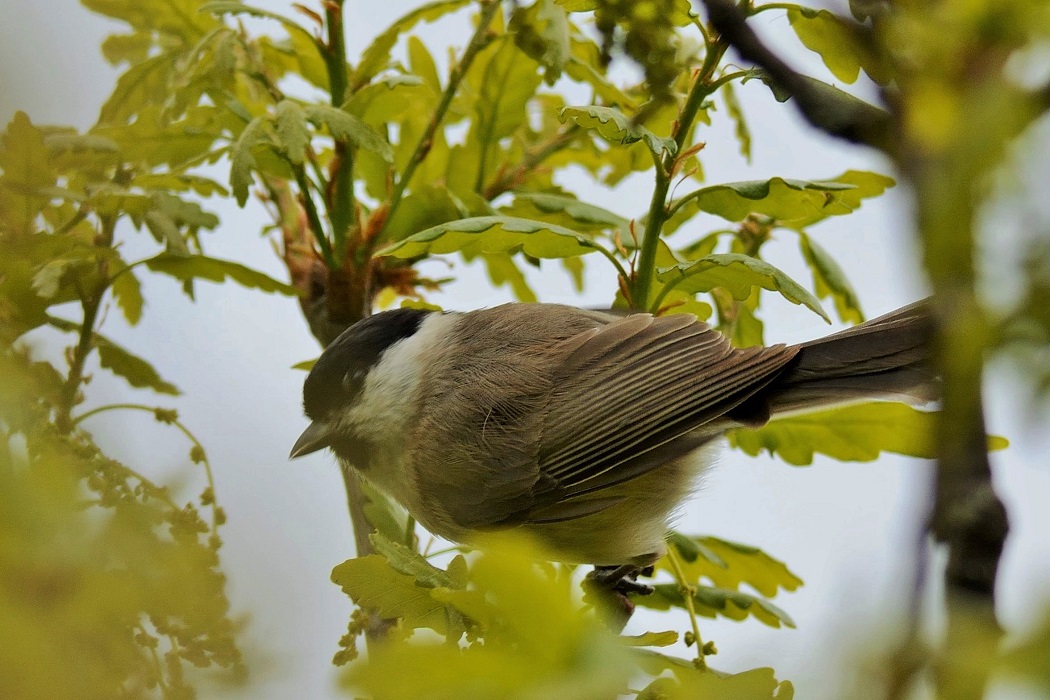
[583,564,655,632]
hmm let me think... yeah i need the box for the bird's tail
[764,299,938,416]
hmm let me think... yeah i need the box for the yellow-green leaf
[377,216,609,260]
[501,192,629,235]
[303,105,393,162]
[788,7,892,85]
[96,335,180,395]
[665,171,894,232]
[637,584,796,629]
[229,115,269,206]
[620,631,679,647]
[728,401,1009,467]
[666,534,803,598]
[798,232,863,324]
[560,105,677,156]
[145,254,298,295]
[657,253,829,322]
[331,555,450,634]
[274,100,309,165]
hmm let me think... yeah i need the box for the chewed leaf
[657,253,829,322]
[727,401,1010,467]
[560,105,677,156]
[377,216,609,260]
[665,171,894,233]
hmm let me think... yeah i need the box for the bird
[290,300,935,588]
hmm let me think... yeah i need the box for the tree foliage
[2,0,1049,697]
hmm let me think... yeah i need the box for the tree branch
[698,0,893,152]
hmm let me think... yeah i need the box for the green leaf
[620,631,679,647]
[666,535,803,597]
[229,116,269,207]
[382,185,468,243]
[98,53,173,124]
[501,193,628,235]
[560,105,677,156]
[150,192,220,231]
[0,112,54,235]
[788,7,891,85]
[478,252,537,302]
[377,216,609,260]
[143,211,190,255]
[201,1,322,55]
[303,105,393,162]
[511,0,571,85]
[351,0,473,90]
[722,80,752,162]
[798,233,863,324]
[95,105,224,169]
[665,171,894,233]
[369,533,459,589]
[274,100,310,165]
[637,584,796,629]
[110,261,144,326]
[657,253,829,322]
[96,335,180,395]
[728,401,1009,466]
[331,555,451,634]
[145,254,298,295]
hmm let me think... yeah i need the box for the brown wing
[520,312,799,522]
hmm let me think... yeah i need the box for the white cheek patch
[340,312,459,440]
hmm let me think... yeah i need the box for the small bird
[291,301,934,584]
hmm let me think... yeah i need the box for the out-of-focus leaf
[151,192,220,230]
[201,1,321,52]
[665,171,894,233]
[145,254,298,295]
[727,401,1010,466]
[0,112,55,235]
[378,216,609,260]
[636,584,796,629]
[666,534,803,598]
[383,185,468,243]
[134,173,229,197]
[560,105,677,156]
[788,7,891,85]
[351,0,472,90]
[512,0,571,85]
[798,232,863,324]
[95,106,224,169]
[98,53,173,124]
[658,253,829,322]
[565,36,635,109]
[274,100,310,165]
[95,335,180,395]
[110,260,144,326]
[331,555,451,634]
[633,660,794,700]
[479,252,537,302]
[358,480,411,546]
[144,210,190,255]
[620,631,679,647]
[722,80,752,162]
[229,115,269,206]
[303,105,393,162]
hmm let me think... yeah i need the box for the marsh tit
[291,301,934,570]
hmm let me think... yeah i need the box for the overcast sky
[3,2,1049,698]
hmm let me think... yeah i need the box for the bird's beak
[289,421,332,459]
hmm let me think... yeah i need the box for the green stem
[667,546,707,670]
[378,0,500,244]
[324,1,355,261]
[633,41,728,309]
[294,166,338,268]
[749,2,798,15]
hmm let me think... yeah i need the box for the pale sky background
[3,1,1050,698]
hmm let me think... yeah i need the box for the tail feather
[764,299,938,415]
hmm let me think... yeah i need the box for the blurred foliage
[4,0,1049,696]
